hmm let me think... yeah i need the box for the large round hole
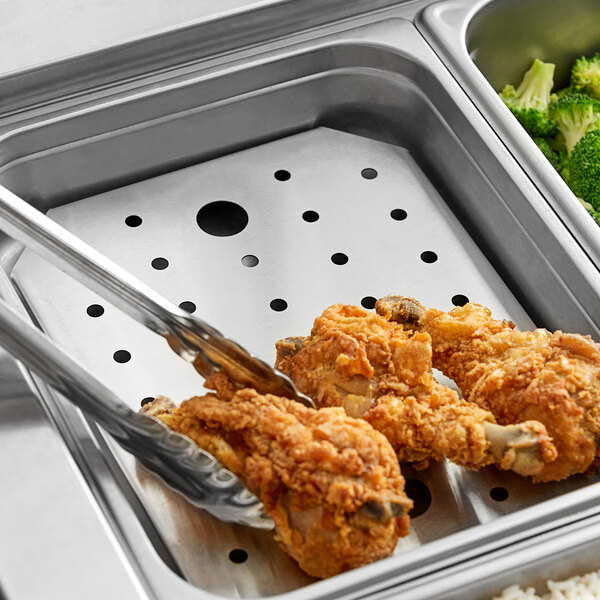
[179,301,197,314]
[361,168,378,180]
[229,549,248,564]
[141,397,155,406]
[86,304,104,318]
[404,478,432,518]
[151,257,169,270]
[113,350,131,364]
[390,209,407,221]
[302,210,319,223]
[196,201,249,237]
[270,298,288,312]
[452,294,469,307]
[361,296,377,310]
[331,252,349,265]
[274,170,291,181]
[125,215,142,227]
[420,251,438,264]
[490,487,509,502]
[241,255,259,267]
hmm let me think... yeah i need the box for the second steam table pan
[419,0,600,269]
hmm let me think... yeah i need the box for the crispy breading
[377,296,600,482]
[276,304,556,475]
[145,388,412,578]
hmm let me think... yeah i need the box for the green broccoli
[545,135,567,154]
[571,53,600,99]
[567,129,600,210]
[548,93,600,154]
[532,136,566,172]
[551,85,589,101]
[499,59,557,136]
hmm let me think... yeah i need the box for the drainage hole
[125,215,143,227]
[361,296,377,310]
[274,169,291,181]
[151,257,169,270]
[86,304,105,318]
[270,298,288,312]
[452,294,469,307]
[113,350,131,364]
[390,209,407,221]
[302,210,319,223]
[228,549,248,564]
[361,168,378,180]
[490,487,509,502]
[241,254,259,267]
[141,397,155,407]
[420,251,438,264]
[197,201,249,237]
[179,301,197,314]
[404,478,432,518]
[331,252,348,265]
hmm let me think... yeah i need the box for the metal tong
[0,183,314,529]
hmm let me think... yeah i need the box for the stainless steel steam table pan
[2,14,600,600]
[418,0,600,268]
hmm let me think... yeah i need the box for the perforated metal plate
[11,128,595,596]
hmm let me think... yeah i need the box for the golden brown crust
[403,301,600,481]
[276,303,556,475]
[148,388,412,578]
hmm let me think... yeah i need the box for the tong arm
[0,184,313,407]
[0,294,273,529]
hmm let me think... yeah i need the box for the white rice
[493,569,600,600]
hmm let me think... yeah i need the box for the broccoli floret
[567,129,600,210]
[499,59,557,136]
[551,85,590,101]
[548,93,600,154]
[532,137,566,172]
[571,53,600,100]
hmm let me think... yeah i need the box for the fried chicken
[275,304,557,476]
[142,386,412,578]
[376,295,600,482]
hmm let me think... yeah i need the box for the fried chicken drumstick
[376,295,600,482]
[142,385,412,578]
[275,304,556,477]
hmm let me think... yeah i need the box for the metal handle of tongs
[0,184,313,408]
[0,182,316,530]
[0,295,272,528]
